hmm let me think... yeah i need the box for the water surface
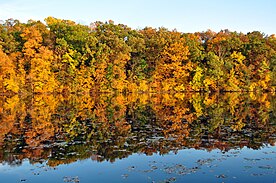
[0,93,275,182]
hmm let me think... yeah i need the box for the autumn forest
[0,17,275,94]
[1,16,276,183]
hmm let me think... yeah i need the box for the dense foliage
[0,17,275,93]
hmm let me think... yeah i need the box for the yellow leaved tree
[153,31,191,91]
[0,48,19,93]
[20,23,57,93]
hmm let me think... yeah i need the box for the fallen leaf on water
[216,174,227,178]
[121,174,129,179]
[258,165,273,169]
[244,166,252,169]
[63,176,80,183]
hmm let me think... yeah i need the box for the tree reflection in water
[0,92,275,167]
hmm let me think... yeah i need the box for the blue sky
[0,0,275,35]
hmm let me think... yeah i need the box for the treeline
[0,17,275,93]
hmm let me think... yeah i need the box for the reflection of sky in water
[1,146,275,183]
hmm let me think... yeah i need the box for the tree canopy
[0,17,275,94]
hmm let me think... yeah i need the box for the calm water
[0,93,275,183]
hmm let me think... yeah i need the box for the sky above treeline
[0,0,275,35]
